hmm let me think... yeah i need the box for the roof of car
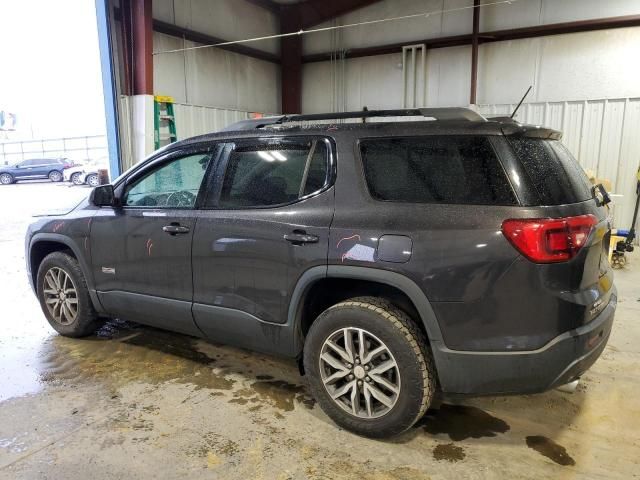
[169,108,561,151]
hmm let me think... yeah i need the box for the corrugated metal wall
[172,103,257,139]
[479,98,640,232]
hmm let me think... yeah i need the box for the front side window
[124,152,211,208]
[215,139,329,208]
[360,136,517,205]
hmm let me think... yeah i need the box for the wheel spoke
[326,338,352,364]
[320,352,349,372]
[45,297,59,304]
[369,373,400,395]
[331,380,355,400]
[363,383,373,417]
[357,329,365,360]
[324,368,350,384]
[366,382,394,408]
[350,382,359,415]
[343,329,356,363]
[369,359,396,376]
[362,345,385,364]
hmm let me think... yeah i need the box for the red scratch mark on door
[336,234,361,249]
[146,238,154,256]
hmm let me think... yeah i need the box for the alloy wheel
[49,171,62,182]
[0,173,12,185]
[319,327,401,419]
[87,174,99,187]
[42,267,78,325]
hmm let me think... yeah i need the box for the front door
[191,137,335,352]
[91,148,215,335]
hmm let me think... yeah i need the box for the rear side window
[509,138,592,205]
[215,140,329,208]
[359,136,517,205]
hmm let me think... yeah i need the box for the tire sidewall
[36,252,98,337]
[304,303,428,437]
[86,174,98,187]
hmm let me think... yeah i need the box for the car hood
[32,197,88,217]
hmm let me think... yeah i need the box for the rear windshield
[508,138,593,205]
[359,135,517,205]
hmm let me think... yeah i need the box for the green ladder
[154,95,177,150]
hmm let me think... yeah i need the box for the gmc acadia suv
[25,108,616,438]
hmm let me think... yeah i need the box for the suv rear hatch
[506,136,614,329]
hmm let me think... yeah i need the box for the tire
[304,297,436,438]
[86,173,99,187]
[36,252,100,337]
[71,172,83,185]
[0,173,13,185]
[49,170,63,182]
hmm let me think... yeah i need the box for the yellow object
[154,95,174,104]
[609,235,625,262]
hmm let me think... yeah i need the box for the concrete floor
[1,182,639,479]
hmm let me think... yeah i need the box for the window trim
[119,144,220,211]
[356,134,518,207]
[202,136,336,210]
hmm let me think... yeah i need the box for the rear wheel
[304,297,436,438]
[71,172,83,185]
[48,170,63,182]
[36,252,100,337]
[86,173,99,187]
[0,173,13,185]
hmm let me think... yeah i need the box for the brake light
[501,215,597,263]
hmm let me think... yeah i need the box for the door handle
[284,231,319,245]
[162,223,190,235]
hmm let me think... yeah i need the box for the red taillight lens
[501,215,597,263]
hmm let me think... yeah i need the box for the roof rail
[220,107,486,132]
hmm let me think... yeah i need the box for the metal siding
[479,98,640,235]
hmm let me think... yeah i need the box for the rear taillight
[501,215,597,263]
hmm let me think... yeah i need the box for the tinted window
[360,136,516,205]
[509,138,592,205]
[215,140,328,208]
[124,153,211,208]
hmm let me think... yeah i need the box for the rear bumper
[432,289,616,395]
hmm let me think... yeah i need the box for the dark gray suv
[25,108,616,438]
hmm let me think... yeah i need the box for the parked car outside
[64,159,107,186]
[25,108,616,438]
[0,158,71,184]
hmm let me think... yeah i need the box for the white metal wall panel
[479,98,640,234]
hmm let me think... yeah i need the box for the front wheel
[71,172,83,185]
[0,173,14,185]
[48,170,63,182]
[36,252,101,337]
[86,173,99,187]
[303,297,436,438]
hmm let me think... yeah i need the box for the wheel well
[298,278,426,340]
[30,241,75,285]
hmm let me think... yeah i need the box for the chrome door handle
[162,223,190,235]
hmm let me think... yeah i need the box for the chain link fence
[0,135,108,166]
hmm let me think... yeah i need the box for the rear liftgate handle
[284,229,319,246]
[162,222,190,235]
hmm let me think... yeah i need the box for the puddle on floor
[432,443,466,462]
[526,435,576,466]
[422,404,510,441]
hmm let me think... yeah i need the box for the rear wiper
[592,183,611,207]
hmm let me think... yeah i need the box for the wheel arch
[28,233,104,313]
[288,265,444,356]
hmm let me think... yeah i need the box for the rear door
[91,145,217,335]
[191,137,335,351]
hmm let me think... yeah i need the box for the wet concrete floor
[1,183,639,478]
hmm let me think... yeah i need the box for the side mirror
[90,184,117,207]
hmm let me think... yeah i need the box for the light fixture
[258,151,275,162]
[272,151,287,161]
